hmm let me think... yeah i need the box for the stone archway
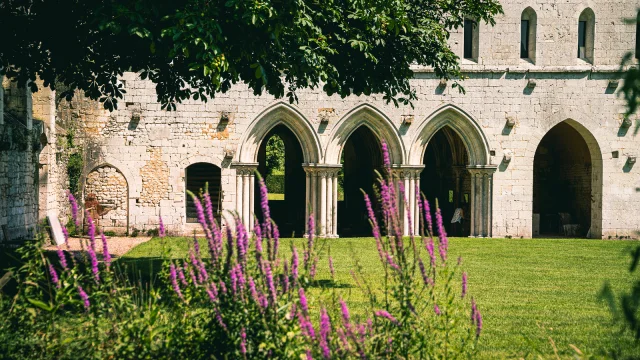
[233,102,322,233]
[84,165,129,234]
[532,120,603,238]
[185,162,222,224]
[410,105,495,237]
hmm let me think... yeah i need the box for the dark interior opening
[338,126,384,237]
[256,124,305,237]
[420,127,471,237]
[186,163,222,224]
[533,122,592,237]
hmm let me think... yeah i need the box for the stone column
[231,163,258,230]
[466,166,497,237]
[0,76,4,125]
[391,166,424,236]
[305,170,311,234]
[303,164,341,238]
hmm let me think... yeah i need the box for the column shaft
[332,174,338,237]
[305,171,311,235]
[236,173,243,220]
[326,172,333,236]
[249,174,255,230]
[242,173,250,227]
[320,173,327,236]
[469,173,476,237]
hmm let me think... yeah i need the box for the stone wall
[45,0,640,238]
[85,165,128,233]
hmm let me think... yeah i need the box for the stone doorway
[533,121,596,237]
[338,126,384,237]
[256,124,306,237]
[84,165,129,234]
[421,127,471,237]
[185,163,221,224]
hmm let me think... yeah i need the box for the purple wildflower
[382,141,391,169]
[206,284,218,303]
[435,207,448,263]
[159,216,165,237]
[298,312,316,339]
[86,212,96,250]
[230,265,239,295]
[291,246,299,285]
[422,197,433,236]
[216,308,227,330]
[272,223,280,260]
[340,298,350,324]
[61,226,70,243]
[189,267,198,285]
[56,246,68,270]
[258,178,271,232]
[310,256,318,280]
[78,286,90,311]
[306,350,313,360]
[434,304,441,316]
[320,307,331,359]
[462,272,468,299]
[375,310,399,325]
[471,298,482,337]
[169,263,183,299]
[203,192,216,229]
[328,256,335,278]
[87,245,100,283]
[263,261,277,306]
[299,287,309,315]
[240,329,247,355]
[68,191,80,229]
[418,258,432,286]
[48,264,60,288]
[305,215,314,269]
[100,232,111,269]
[476,307,483,337]
[176,262,188,286]
[386,253,401,271]
[427,238,436,267]
[363,193,383,258]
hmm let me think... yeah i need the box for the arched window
[521,7,537,62]
[578,8,595,63]
[463,18,479,62]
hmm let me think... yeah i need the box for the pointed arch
[324,103,405,164]
[408,104,491,166]
[237,102,322,163]
[530,118,603,238]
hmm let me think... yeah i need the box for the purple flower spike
[86,212,96,250]
[375,310,399,325]
[462,272,468,299]
[56,246,68,270]
[435,207,448,263]
[61,226,70,243]
[101,232,111,269]
[263,261,277,306]
[176,262,188,286]
[427,238,436,267]
[422,197,433,236]
[340,298,350,324]
[48,264,60,288]
[159,216,165,238]
[305,215,314,269]
[320,307,332,359]
[434,304,441,316]
[87,245,100,283]
[476,308,483,337]
[299,287,309,315]
[291,246,299,285]
[240,329,247,355]
[418,258,431,287]
[78,286,90,311]
[169,263,183,299]
[67,191,80,229]
[382,141,391,169]
[258,177,271,232]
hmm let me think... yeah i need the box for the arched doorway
[533,121,596,237]
[185,163,222,224]
[256,125,306,237]
[421,127,471,237]
[84,165,129,234]
[338,125,384,237]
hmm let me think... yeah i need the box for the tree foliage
[0,0,502,110]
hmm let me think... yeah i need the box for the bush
[0,144,482,359]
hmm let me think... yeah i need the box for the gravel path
[45,236,152,257]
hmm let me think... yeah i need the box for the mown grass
[122,236,640,359]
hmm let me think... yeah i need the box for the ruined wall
[85,166,128,233]
[47,0,640,238]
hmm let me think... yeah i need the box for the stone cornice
[411,64,631,75]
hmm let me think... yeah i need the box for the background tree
[0,0,502,110]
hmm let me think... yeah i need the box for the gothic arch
[408,104,491,166]
[80,158,138,197]
[82,163,130,232]
[528,118,603,238]
[324,103,405,164]
[237,102,322,163]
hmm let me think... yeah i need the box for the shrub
[0,143,482,359]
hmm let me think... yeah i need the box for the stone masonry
[24,0,640,239]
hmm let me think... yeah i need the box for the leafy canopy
[0,0,502,110]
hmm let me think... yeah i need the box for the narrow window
[521,20,530,58]
[577,8,595,63]
[578,21,587,58]
[463,19,479,61]
[636,12,640,59]
[464,19,474,59]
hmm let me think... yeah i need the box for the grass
[122,236,640,359]
[267,193,284,200]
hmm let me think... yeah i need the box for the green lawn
[122,237,640,359]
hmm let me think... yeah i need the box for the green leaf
[27,298,53,312]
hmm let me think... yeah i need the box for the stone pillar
[231,163,258,230]
[303,164,341,238]
[0,76,4,125]
[391,166,424,236]
[466,166,497,237]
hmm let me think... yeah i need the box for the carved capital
[231,162,258,176]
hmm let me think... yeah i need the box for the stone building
[6,0,640,240]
